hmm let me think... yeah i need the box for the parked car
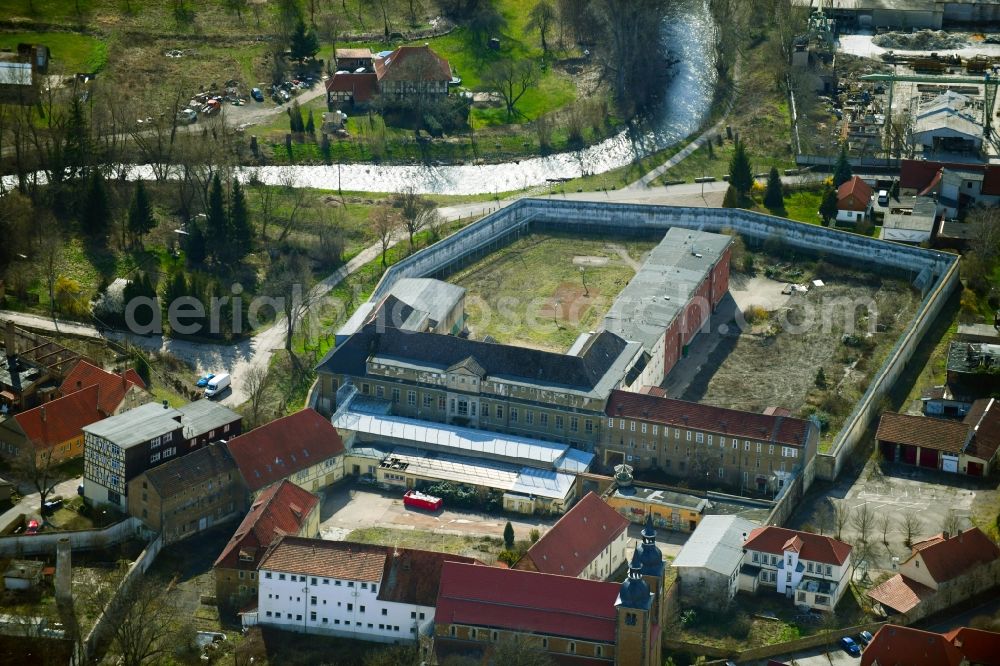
[42,499,63,515]
[205,372,230,398]
[251,87,264,102]
[25,519,40,535]
[176,108,198,125]
[877,189,889,206]
[858,630,874,646]
[840,636,861,657]
[196,372,215,388]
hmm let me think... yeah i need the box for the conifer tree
[764,167,784,211]
[728,138,753,199]
[81,170,109,237]
[127,181,156,247]
[206,173,228,259]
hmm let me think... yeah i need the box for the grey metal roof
[882,197,937,231]
[612,485,710,512]
[176,399,241,438]
[672,514,760,576]
[333,409,594,472]
[83,402,182,449]
[603,227,731,354]
[913,111,983,142]
[388,278,465,329]
[0,62,31,86]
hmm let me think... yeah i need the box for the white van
[205,373,230,398]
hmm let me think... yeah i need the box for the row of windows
[264,609,413,633]
[361,383,595,433]
[752,552,833,576]
[263,571,376,592]
[607,419,802,456]
[448,626,602,656]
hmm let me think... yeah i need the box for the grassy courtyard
[446,232,657,352]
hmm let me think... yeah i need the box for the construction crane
[859,72,1000,154]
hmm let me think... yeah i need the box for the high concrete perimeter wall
[367,199,959,483]
[0,516,150,556]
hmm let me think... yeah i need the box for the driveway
[0,476,81,531]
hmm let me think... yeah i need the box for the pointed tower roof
[616,549,652,610]
[635,513,664,577]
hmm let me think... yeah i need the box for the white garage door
[942,455,959,473]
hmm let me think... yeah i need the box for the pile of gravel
[872,30,968,50]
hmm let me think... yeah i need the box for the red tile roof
[837,176,874,211]
[435,562,621,643]
[226,409,345,492]
[900,159,1000,196]
[515,492,628,578]
[13,385,102,449]
[325,72,377,103]
[941,626,1000,665]
[744,526,852,566]
[256,536,476,606]
[964,399,1000,463]
[259,536,386,581]
[866,573,934,613]
[861,625,964,666]
[908,527,1000,585]
[214,480,319,570]
[875,412,971,454]
[606,390,813,448]
[374,45,451,82]
[59,360,147,416]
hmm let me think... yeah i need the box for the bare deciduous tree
[393,186,434,251]
[244,364,273,429]
[833,501,850,541]
[942,509,963,537]
[13,444,60,515]
[851,502,875,545]
[266,252,315,351]
[877,513,891,546]
[900,513,923,549]
[482,59,539,121]
[104,573,190,666]
[372,206,400,268]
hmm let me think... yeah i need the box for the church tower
[614,549,655,666]
[635,513,667,629]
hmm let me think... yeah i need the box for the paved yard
[750,643,864,666]
[318,480,689,558]
[789,461,993,571]
[318,481,558,542]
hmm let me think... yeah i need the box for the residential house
[0,386,102,465]
[836,176,873,224]
[739,526,853,611]
[672,514,759,609]
[899,159,1000,217]
[1,322,81,411]
[602,390,818,495]
[876,399,1000,476]
[867,527,1000,623]
[434,521,669,666]
[879,196,937,244]
[373,45,451,101]
[513,491,629,581]
[214,480,319,609]
[247,536,476,643]
[127,443,245,544]
[334,48,373,71]
[326,44,450,108]
[226,409,345,498]
[0,45,45,105]
[861,624,1000,666]
[83,400,242,509]
[59,360,149,416]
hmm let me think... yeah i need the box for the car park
[196,372,215,388]
[840,636,861,657]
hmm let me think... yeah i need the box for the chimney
[40,406,45,422]
[75,381,82,390]
[55,537,72,603]
[4,321,15,358]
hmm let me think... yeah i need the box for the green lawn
[782,189,824,224]
[347,526,504,559]
[0,31,107,73]
[447,232,656,352]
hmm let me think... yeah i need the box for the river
[2,1,717,196]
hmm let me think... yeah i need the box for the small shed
[4,560,44,590]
